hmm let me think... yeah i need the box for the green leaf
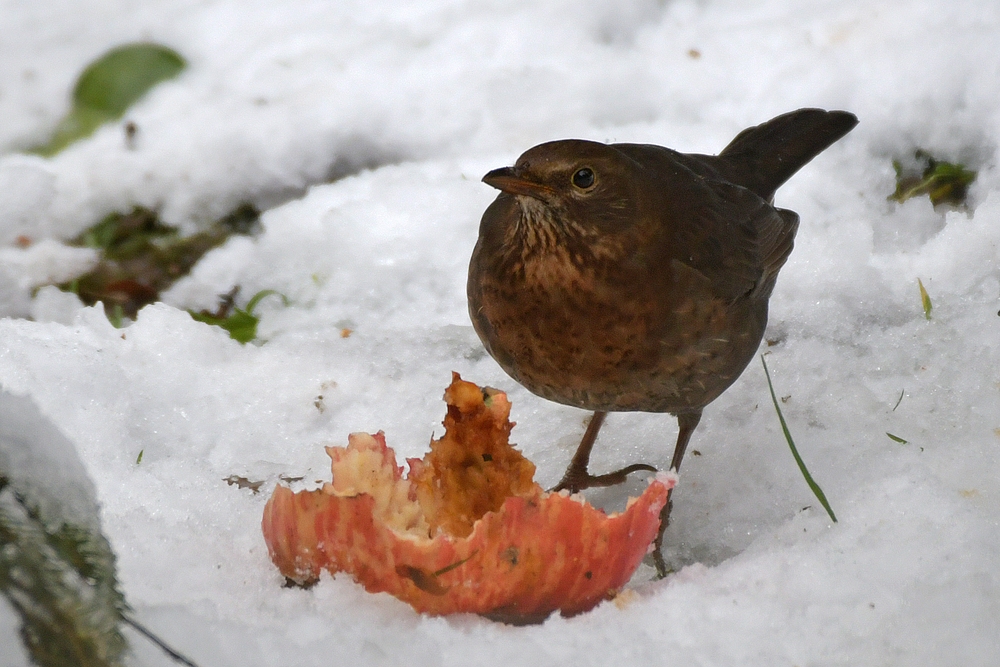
[886,432,908,444]
[189,289,285,344]
[760,355,837,523]
[32,43,185,156]
[889,150,976,208]
[72,43,185,115]
[107,304,125,329]
[917,278,932,320]
[190,308,259,344]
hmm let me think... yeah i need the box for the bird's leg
[652,409,702,579]
[551,411,657,493]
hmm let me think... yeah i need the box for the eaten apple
[262,373,673,623]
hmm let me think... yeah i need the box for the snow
[1,0,999,665]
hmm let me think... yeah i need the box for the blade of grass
[760,355,837,523]
[244,289,284,313]
[886,432,908,444]
[123,616,200,667]
[917,278,932,320]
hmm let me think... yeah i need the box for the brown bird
[467,108,857,575]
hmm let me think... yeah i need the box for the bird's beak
[482,167,555,201]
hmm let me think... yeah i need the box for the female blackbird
[467,108,857,575]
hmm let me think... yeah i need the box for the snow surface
[1,0,999,665]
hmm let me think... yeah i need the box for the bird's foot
[550,462,658,494]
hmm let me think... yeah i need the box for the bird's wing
[671,178,799,304]
[611,142,799,303]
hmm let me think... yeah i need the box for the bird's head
[482,140,644,237]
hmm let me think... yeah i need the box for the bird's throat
[510,195,567,253]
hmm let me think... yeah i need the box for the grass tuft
[889,150,976,208]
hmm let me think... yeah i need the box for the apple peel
[262,373,674,623]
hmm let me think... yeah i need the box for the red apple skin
[262,463,671,621]
[261,374,674,622]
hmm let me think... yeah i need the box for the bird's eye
[572,167,595,190]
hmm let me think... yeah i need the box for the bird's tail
[716,108,858,201]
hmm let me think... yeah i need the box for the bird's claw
[550,462,658,494]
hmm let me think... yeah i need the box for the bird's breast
[468,202,765,414]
